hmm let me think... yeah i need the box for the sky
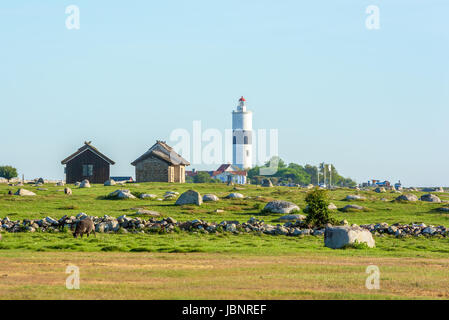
[0,1,448,187]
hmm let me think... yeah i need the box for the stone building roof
[131,141,190,166]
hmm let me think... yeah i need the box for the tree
[0,166,18,182]
[193,171,212,183]
[305,188,336,228]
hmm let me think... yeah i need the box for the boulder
[140,194,157,199]
[341,204,364,212]
[107,189,136,199]
[203,194,219,202]
[79,180,91,188]
[328,203,338,210]
[175,190,202,206]
[225,193,244,199]
[278,214,306,222]
[261,179,273,187]
[14,188,36,196]
[374,187,386,193]
[324,226,375,249]
[345,195,366,201]
[104,179,116,186]
[64,187,72,195]
[135,209,161,217]
[420,194,441,203]
[395,194,418,202]
[263,200,300,214]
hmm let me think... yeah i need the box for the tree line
[247,157,356,187]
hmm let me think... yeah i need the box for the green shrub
[305,188,336,228]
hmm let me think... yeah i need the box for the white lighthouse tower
[232,96,253,169]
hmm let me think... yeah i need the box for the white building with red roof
[232,96,253,169]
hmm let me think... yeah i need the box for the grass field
[1,182,449,299]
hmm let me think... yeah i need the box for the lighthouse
[232,96,253,169]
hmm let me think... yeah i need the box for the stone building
[131,141,190,183]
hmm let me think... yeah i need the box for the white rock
[264,201,300,214]
[107,189,136,199]
[346,195,366,201]
[324,226,375,249]
[175,190,202,206]
[14,188,36,196]
[104,179,116,186]
[79,180,91,188]
[225,193,244,199]
[203,194,219,202]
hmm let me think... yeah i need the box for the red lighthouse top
[239,96,246,102]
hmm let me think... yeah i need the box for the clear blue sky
[0,1,448,187]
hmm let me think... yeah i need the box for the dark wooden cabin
[61,141,115,184]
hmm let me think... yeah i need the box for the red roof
[239,96,246,102]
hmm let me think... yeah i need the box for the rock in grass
[135,209,161,217]
[345,195,366,201]
[324,226,375,249]
[278,214,306,222]
[79,180,91,188]
[420,194,441,203]
[175,190,202,206]
[225,193,244,199]
[104,179,116,186]
[140,194,157,199]
[14,188,36,196]
[395,194,418,202]
[263,200,300,214]
[107,189,136,199]
[64,187,72,195]
[203,194,219,202]
[341,204,364,212]
[328,203,338,210]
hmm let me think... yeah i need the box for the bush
[305,188,336,228]
[0,166,18,182]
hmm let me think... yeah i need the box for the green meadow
[0,182,449,299]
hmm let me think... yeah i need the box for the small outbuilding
[131,141,190,183]
[61,141,115,184]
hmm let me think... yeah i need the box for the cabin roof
[131,140,190,166]
[61,141,116,165]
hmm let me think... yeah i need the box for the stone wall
[135,157,169,182]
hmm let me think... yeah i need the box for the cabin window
[83,164,94,176]
[244,136,249,145]
[246,150,250,157]
[233,136,236,144]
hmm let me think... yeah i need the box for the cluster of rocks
[395,193,444,203]
[359,222,449,237]
[1,213,447,240]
